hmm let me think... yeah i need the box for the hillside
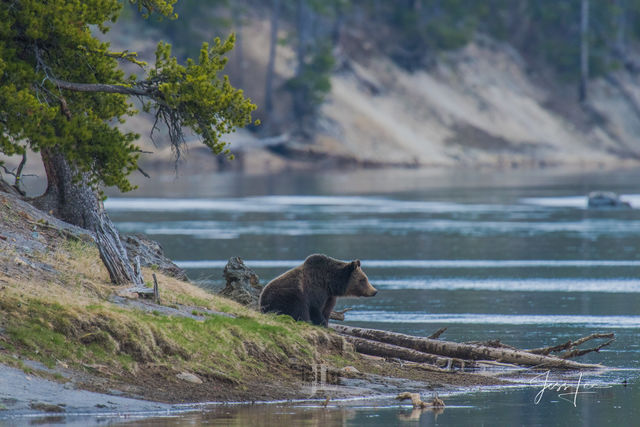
[113,18,640,174]
[316,37,640,169]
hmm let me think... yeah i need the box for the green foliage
[148,36,256,156]
[129,0,179,19]
[286,42,335,124]
[472,0,640,80]
[358,0,480,69]
[356,0,640,79]
[0,0,256,193]
[124,0,230,60]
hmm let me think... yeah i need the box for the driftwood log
[344,335,461,368]
[331,324,606,370]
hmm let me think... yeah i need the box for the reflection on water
[102,168,640,426]
[106,383,637,427]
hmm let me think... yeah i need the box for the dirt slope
[312,36,640,169]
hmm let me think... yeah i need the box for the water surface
[103,168,640,426]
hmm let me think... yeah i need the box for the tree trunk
[331,324,603,369]
[263,0,281,132]
[293,0,311,126]
[32,148,143,286]
[579,0,590,102]
[331,2,344,47]
[614,0,627,55]
[295,0,308,80]
[232,3,244,91]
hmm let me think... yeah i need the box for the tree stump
[219,257,263,309]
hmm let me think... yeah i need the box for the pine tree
[0,0,257,284]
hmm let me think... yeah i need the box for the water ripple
[174,259,640,269]
[346,312,640,327]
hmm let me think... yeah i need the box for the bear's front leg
[309,306,327,326]
[321,296,337,327]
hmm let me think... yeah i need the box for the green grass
[61,239,95,258]
[0,292,324,384]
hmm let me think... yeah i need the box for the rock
[123,234,188,280]
[218,257,263,309]
[115,289,139,299]
[176,372,203,384]
[342,366,359,374]
[588,192,631,209]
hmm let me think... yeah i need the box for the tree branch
[560,338,615,359]
[428,327,447,339]
[527,333,615,355]
[50,78,149,96]
[0,155,28,196]
[137,166,151,179]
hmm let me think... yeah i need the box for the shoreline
[0,362,533,423]
[4,148,640,200]
[1,360,625,425]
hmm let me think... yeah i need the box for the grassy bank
[0,192,351,402]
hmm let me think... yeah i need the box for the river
[102,167,639,426]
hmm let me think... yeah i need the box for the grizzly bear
[258,254,378,327]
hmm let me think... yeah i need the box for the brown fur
[258,254,377,327]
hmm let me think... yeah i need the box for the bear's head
[344,260,378,297]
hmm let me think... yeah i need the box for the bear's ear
[353,259,361,268]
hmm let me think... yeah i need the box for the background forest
[109,0,640,174]
[4,0,640,187]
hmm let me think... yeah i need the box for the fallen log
[342,335,464,369]
[331,324,604,370]
[465,340,518,350]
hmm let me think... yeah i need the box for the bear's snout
[366,286,378,297]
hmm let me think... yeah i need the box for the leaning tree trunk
[32,148,143,286]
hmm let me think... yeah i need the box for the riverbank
[0,189,512,421]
